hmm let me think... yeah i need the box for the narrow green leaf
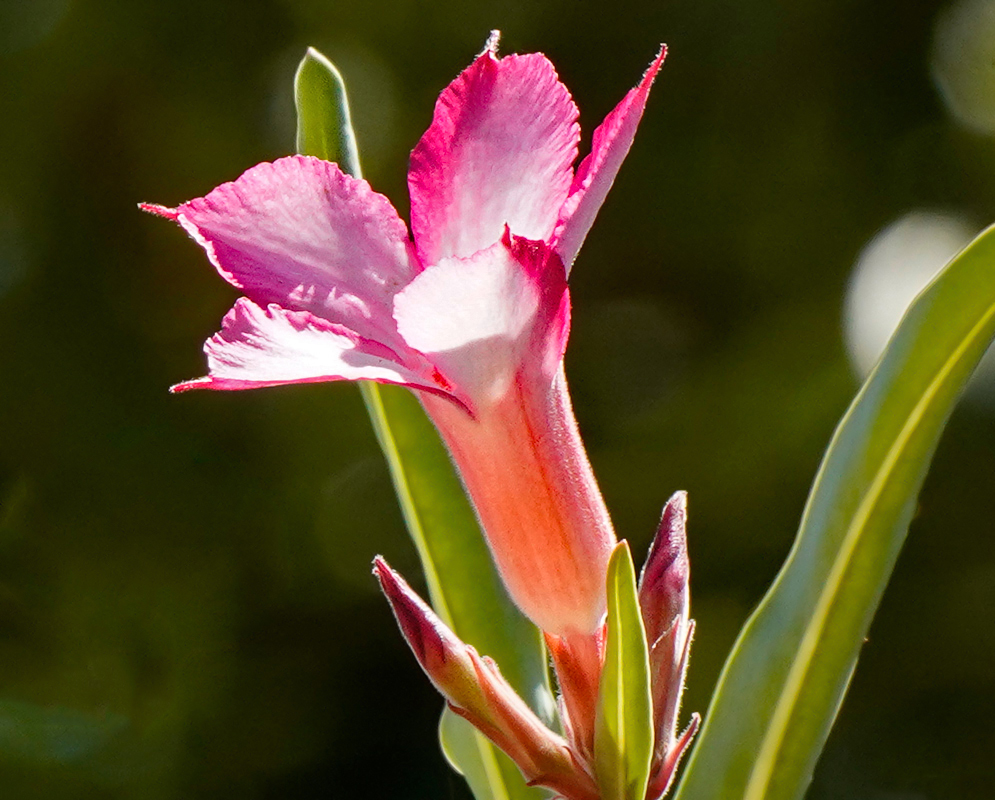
[294,49,551,800]
[595,541,654,800]
[674,225,995,800]
[293,47,361,176]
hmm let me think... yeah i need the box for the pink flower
[144,37,665,640]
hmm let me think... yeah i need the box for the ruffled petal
[393,234,568,410]
[408,47,580,265]
[172,298,450,396]
[552,46,666,271]
[145,155,417,354]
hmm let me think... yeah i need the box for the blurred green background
[1,0,994,797]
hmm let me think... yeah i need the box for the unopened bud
[637,492,697,799]
[373,557,598,800]
[639,491,689,645]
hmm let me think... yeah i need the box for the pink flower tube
[145,38,665,639]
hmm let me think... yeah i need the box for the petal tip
[647,491,690,570]
[169,377,210,393]
[482,29,501,55]
[643,44,668,86]
[139,202,178,220]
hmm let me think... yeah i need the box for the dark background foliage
[1,0,993,797]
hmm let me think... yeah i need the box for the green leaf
[294,48,551,800]
[674,224,995,800]
[293,47,361,177]
[595,541,654,800]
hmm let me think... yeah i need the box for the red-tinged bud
[374,556,482,700]
[639,491,689,643]
[373,557,599,800]
[638,492,697,799]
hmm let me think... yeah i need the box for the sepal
[644,713,700,800]
[544,627,605,761]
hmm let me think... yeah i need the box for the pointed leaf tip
[647,713,700,800]
[294,46,361,176]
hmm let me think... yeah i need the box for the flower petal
[408,47,580,265]
[393,234,567,409]
[172,298,449,396]
[552,46,666,271]
[147,155,418,353]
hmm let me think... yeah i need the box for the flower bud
[374,557,598,800]
[638,492,698,798]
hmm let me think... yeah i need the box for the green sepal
[293,49,553,800]
[674,225,995,800]
[595,540,655,800]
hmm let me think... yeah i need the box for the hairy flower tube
[146,35,695,797]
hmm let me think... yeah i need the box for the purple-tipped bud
[637,492,697,799]
[373,557,598,800]
[639,491,689,643]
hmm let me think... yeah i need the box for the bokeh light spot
[844,210,977,378]
[931,0,995,135]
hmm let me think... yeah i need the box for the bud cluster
[375,491,698,800]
